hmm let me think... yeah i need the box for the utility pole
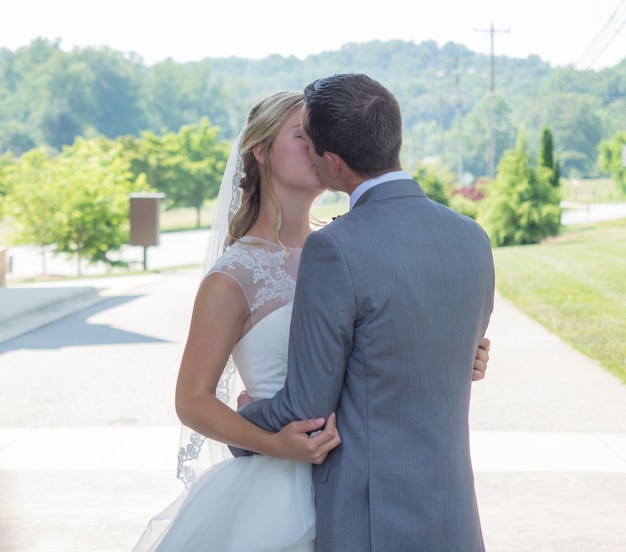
[475,23,510,179]
[439,96,445,168]
[453,57,463,185]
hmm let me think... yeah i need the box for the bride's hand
[272,413,341,464]
[472,336,490,381]
[237,390,253,408]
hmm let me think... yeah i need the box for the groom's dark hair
[303,73,402,178]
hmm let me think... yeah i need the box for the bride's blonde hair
[228,91,305,246]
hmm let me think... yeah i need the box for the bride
[133,91,341,551]
[133,90,491,551]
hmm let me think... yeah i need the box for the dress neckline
[239,235,303,250]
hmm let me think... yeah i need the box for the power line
[583,13,626,69]
[575,0,626,70]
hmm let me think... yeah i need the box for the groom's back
[313,181,493,551]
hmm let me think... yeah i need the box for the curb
[0,286,103,344]
[0,273,165,344]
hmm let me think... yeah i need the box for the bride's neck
[248,201,312,248]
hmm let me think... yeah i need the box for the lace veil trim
[176,133,243,489]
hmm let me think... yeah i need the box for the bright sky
[2,0,626,71]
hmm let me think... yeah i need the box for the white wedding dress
[133,238,315,551]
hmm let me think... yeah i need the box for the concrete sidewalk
[0,284,101,344]
[0,274,166,344]
[468,292,626,551]
[1,272,625,550]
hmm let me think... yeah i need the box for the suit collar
[352,178,426,210]
[349,170,411,209]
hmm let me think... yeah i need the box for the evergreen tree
[478,132,561,246]
[539,127,560,187]
[539,127,554,169]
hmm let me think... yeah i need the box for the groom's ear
[323,151,343,177]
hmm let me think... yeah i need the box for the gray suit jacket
[237,179,494,551]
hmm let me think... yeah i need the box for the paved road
[2,229,210,282]
[560,201,626,225]
[1,209,626,550]
[0,270,194,551]
[1,271,625,550]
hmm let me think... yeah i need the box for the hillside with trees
[1,37,625,271]
[1,37,625,180]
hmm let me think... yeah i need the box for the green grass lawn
[560,177,618,202]
[492,218,626,383]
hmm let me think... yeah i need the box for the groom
[234,73,494,551]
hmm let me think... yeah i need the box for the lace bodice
[208,236,301,326]
[177,237,302,489]
[208,237,301,399]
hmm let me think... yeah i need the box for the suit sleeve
[231,229,355,456]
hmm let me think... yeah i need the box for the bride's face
[268,109,325,197]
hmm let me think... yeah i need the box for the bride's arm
[175,273,339,463]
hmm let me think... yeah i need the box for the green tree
[143,60,193,133]
[39,57,97,150]
[9,42,98,151]
[119,131,170,193]
[413,163,453,206]
[2,149,60,273]
[538,127,560,187]
[603,97,626,138]
[76,47,147,138]
[0,38,67,154]
[0,121,36,156]
[0,153,14,216]
[136,119,230,227]
[51,137,150,274]
[462,93,516,179]
[172,61,242,138]
[598,131,626,195]
[529,93,605,176]
[539,127,554,169]
[478,133,561,247]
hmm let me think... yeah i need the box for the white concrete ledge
[1,427,625,473]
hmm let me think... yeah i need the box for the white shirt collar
[349,170,412,209]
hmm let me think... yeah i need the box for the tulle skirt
[133,455,315,552]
